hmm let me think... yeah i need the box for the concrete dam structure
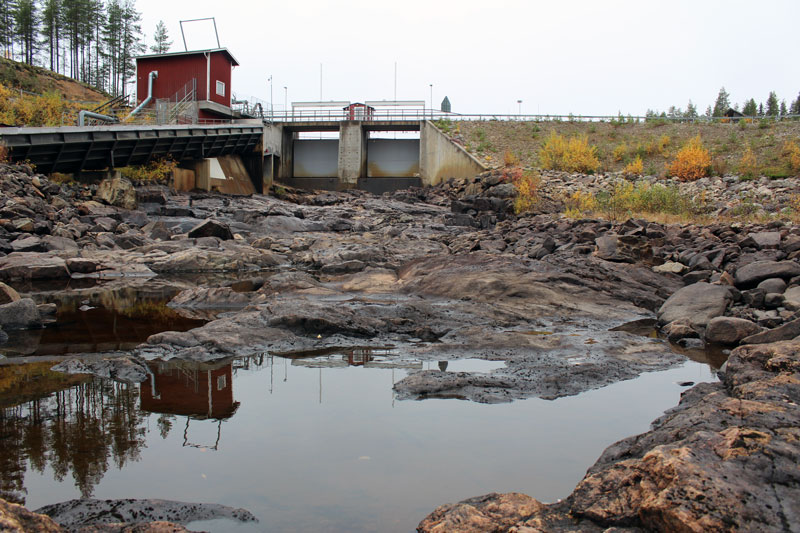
[0,119,484,195]
[264,119,486,193]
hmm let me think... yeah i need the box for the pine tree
[791,92,800,115]
[742,98,758,116]
[103,0,124,95]
[118,0,143,96]
[13,0,37,64]
[41,0,61,72]
[684,99,698,119]
[712,87,730,117]
[0,0,18,58]
[61,0,82,78]
[151,20,170,54]
[765,91,779,116]
[758,103,764,116]
[780,100,788,116]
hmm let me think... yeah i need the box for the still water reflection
[0,286,207,357]
[1,350,719,532]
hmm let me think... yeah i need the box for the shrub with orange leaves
[539,131,599,173]
[624,155,644,175]
[612,142,628,162]
[738,146,758,179]
[782,140,800,174]
[666,135,711,181]
[503,150,520,167]
[510,167,542,214]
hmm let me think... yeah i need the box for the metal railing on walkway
[269,109,800,124]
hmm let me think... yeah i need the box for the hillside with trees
[0,0,148,97]
[649,87,800,120]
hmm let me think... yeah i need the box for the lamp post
[268,76,273,120]
[517,99,522,117]
[284,86,288,120]
[429,83,433,119]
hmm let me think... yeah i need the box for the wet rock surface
[0,162,798,530]
[419,339,800,532]
[37,498,257,531]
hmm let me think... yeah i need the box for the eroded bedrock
[418,339,800,532]
[58,252,684,404]
[0,497,256,533]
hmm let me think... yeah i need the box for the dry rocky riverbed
[0,162,798,531]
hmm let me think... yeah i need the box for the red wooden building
[343,102,375,120]
[135,48,240,122]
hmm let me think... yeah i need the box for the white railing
[269,109,800,124]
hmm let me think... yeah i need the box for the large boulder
[734,260,800,288]
[657,282,732,328]
[10,235,44,252]
[0,298,42,330]
[187,219,233,240]
[0,253,70,281]
[95,176,137,210]
[0,282,21,305]
[168,287,252,309]
[594,234,652,263]
[740,318,800,345]
[418,493,547,533]
[782,286,800,311]
[0,498,62,533]
[41,235,78,252]
[739,231,781,249]
[705,316,761,345]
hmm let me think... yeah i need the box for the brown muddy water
[0,288,724,532]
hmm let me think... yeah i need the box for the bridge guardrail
[267,109,800,124]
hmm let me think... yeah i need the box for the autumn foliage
[624,155,644,175]
[782,140,800,174]
[738,146,758,179]
[539,131,599,173]
[667,135,711,181]
[509,167,542,214]
[0,83,81,126]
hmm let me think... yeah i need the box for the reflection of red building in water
[347,348,374,367]
[140,360,239,420]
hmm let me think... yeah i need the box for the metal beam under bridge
[0,124,263,174]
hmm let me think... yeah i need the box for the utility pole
[429,83,433,119]
[284,86,288,119]
[269,76,273,120]
[517,99,522,117]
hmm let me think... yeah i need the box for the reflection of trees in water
[0,379,147,505]
[157,414,175,440]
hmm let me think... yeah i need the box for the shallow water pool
[1,347,718,532]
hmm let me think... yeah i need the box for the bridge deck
[277,119,422,132]
[0,124,263,174]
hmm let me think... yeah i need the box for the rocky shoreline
[0,162,798,531]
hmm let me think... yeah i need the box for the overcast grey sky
[136,0,799,116]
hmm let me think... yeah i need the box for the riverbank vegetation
[457,119,800,180]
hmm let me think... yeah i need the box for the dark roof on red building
[136,47,239,66]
